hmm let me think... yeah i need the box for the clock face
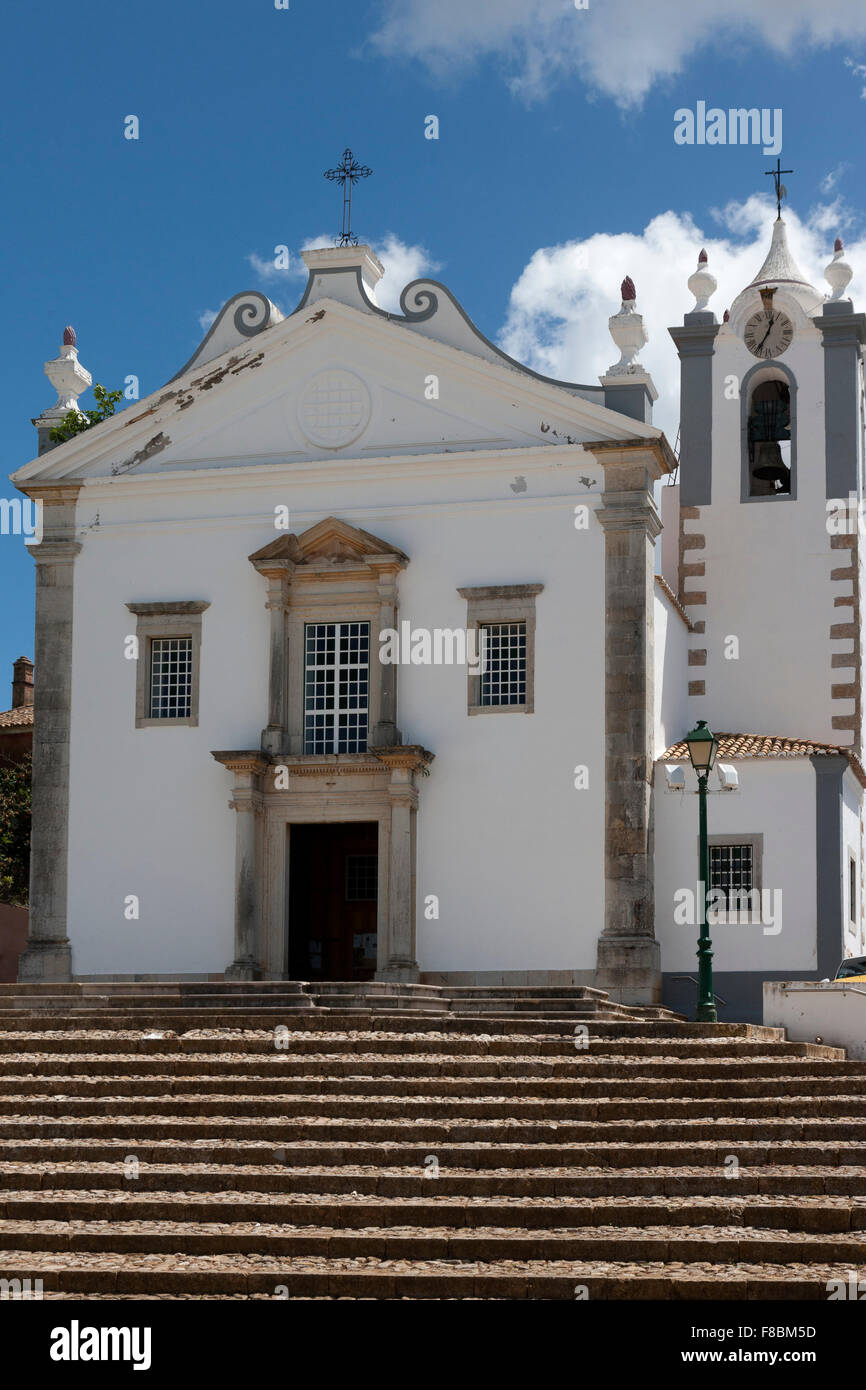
[743,309,794,359]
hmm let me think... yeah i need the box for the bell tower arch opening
[741,360,797,502]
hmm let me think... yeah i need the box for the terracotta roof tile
[0,706,34,728]
[660,733,866,788]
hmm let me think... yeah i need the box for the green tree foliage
[49,384,123,443]
[0,753,31,905]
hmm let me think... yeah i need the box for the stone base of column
[369,722,402,748]
[595,936,661,1005]
[225,958,263,981]
[17,939,73,982]
[378,957,419,983]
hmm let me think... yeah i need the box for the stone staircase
[0,982,864,1300]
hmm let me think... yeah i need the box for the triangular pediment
[13,292,665,487]
[249,517,407,570]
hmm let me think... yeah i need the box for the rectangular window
[304,621,369,754]
[709,843,754,908]
[480,621,526,707]
[850,856,857,925]
[346,854,378,901]
[127,600,208,728]
[148,636,193,719]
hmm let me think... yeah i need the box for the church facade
[11,221,866,1020]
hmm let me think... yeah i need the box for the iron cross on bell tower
[324,148,373,247]
[765,157,793,218]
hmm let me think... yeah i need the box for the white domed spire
[687,248,717,312]
[825,236,853,301]
[730,216,823,319]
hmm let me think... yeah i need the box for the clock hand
[756,314,775,348]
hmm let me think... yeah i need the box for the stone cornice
[15,482,84,504]
[211,751,269,776]
[30,541,82,561]
[127,600,210,616]
[457,584,544,601]
[581,435,676,477]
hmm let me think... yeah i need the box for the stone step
[4,1073,866,1099]
[3,1158,864,1196]
[0,1051,859,1078]
[3,1135,866,1168]
[0,1249,858,1298]
[0,1014,791,1040]
[4,1093,866,1120]
[7,1113,866,1143]
[2,1189,865,1232]
[2,1217,866,1264]
[0,1030,839,1059]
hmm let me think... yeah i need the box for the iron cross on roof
[323,148,373,247]
[765,157,793,218]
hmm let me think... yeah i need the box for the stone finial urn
[687,248,717,311]
[606,275,648,375]
[44,329,92,413]
[825,237,853,301]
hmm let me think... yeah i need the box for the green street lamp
[684,720,719,1024]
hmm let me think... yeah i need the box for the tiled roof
[660,733,866,788]
[0,706,34,728]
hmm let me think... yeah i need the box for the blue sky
[1,0,865,695]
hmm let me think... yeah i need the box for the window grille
[304,621,369,753]
[480,621,526,706]
[149,637,193,719]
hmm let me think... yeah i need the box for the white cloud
[844,55,866,96]
[198,309,217,331]
[498,197,864,442]
[247,249,305,281]
[372,233,441,312]
[820,164,847,194]
[371,0,866,106]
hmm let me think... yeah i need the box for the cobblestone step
[3,1072,864,1098]
[3,1159,865,1196]
[0,987,859,1299]
[3,1217,866,1263]
[2,1190,865,1232]
[0,1249,859,1298]
[3,1093,866,1120]
[6,1115,866,1143]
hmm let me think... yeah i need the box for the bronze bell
[752,441,791,492]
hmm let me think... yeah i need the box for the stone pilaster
[585,438,673,1004]
[255,562,292,756]
[212,752,268,979]
[17,485,82,981]
[668,312,720,507]
[811,301,866,500]
[368,557,403,747]
[375,748,432,981]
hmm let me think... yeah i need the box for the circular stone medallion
[296,368,371,449]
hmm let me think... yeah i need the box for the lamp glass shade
[684,720,718,773]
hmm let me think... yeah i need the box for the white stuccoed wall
[695,318,842,744]
[66,452,607,976]
[654,758,817,973]
[654,588,690,759]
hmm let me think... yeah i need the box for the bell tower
[669,212,866,752]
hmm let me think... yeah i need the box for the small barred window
[480,621,526,707]
[709,843,754,908]
[149,637,193,719]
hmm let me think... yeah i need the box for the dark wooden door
[288,822,378,980]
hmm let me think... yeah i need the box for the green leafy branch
[49,384,123,443]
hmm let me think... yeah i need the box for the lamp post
[684,720,719,1023]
